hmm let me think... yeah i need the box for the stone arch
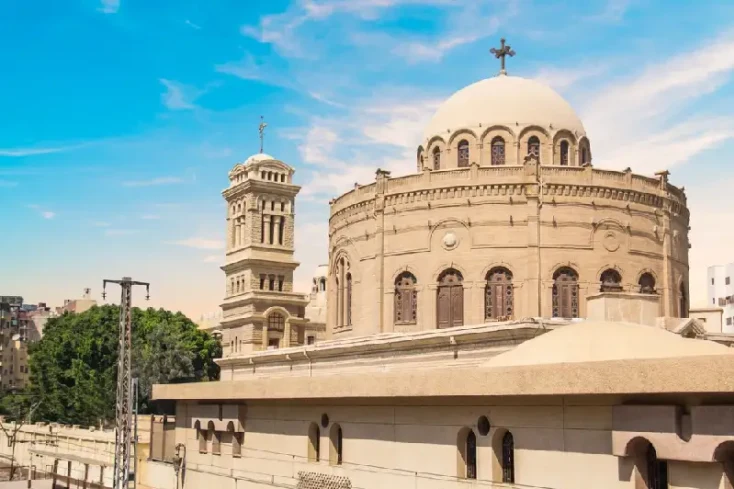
[479,262,517,284]
[595,264,625,280]
[636,269,659,294]
[578,136,592,165]
[307,422,321,462]
[431,262,469,283]
[479,124,516,142]
[518,124,551,141]
[428,218,470,249]
[546,261,582,280]
[262,305,291,319]
[490,428,515,484]
[553,130,577,166]
[714,441,734,489]
[591,218,629,252]
[624,437,668,489]
[456,427,477,479]
[598,266,624,292]
[329,423,343,466]
[416,145,425,171]
[390,265,422,285]
[426,135,447,149]
[447,128,479,146]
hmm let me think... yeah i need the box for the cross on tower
[259,116,268,154]
[490,38,516,75]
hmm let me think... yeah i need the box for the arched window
[553,267,579,318]
[646,444,668,489]
[308,423,320,462]
[329,424,343,466]
[679,282,688,318]
[227,421,242,457]
[639,273,656,294]
[560,140,569,166]
[433,147,441,170]
[208,421,220,455]
[528,136,540,160]
[502,432,515,483]
[319,278,326,292]
[268,313,284,331]
[466,430,477,479]
[457,140,470,167]
[581,145,590,165]
[600,269,623,292]
[491,137,505,165]
[437,269,463,329]
[485,268,513,320]
[195,421,206,453]
[346,273,352,326]
[394,272,417,325]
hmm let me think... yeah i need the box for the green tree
[26,305,220,426]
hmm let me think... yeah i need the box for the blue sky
[2,0,734,319]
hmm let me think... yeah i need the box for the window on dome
[528,136,540,160]
[491,137,505,165]
[433,147,441,170]
[639,273,656,294]
[560,140,569,166]
[600,269,623,292]
[394,272,417,325]
[457,140,470,167]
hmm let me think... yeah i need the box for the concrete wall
[152,399,731,489]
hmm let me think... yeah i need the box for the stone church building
[150,42,734,489]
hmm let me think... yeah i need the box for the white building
[707,263,734,333]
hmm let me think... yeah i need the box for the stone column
[273,216,281,246]
[375,169,391,333]
[524,157,542,318]
[283,319,291,348]
[264,216,272,245]
[261,324,269,350]
[240,218,246,247]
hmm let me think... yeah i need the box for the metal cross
[258,116,268,154]
[490,38,516,75]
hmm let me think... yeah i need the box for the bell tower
[220,152,309,355]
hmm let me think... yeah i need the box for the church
[150,41,734,489]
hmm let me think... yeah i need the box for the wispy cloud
[0,143,87,157]
[91,221,111,227]
[168,238,224,250]
[105,229,138,236]
[202,255,220,263]
[578,31,734,172]
[585,0,631,22]
[122,176,185,187]
[215,54,294,89]
[98,0,120,14]
[185,19,201,30]
[533,65,609,91]
[141,214,160,220]
[159,79,201,110]
[27,204,56,220]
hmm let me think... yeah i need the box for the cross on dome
[490,38,516,76]
[258,115,268,154]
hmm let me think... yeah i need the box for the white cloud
[533,65,608,91]
[122,176,185,187]
[98,0,120,14]
[202,255,221,263]
[159,79,200,110]
[185,19,201,30]
[215,55,294,89]
[27,204,56,220]
[169,238,224,250]
[0,143,87,157]
[299,126,339,166]
[293,221,330,293]
[41,211,56,220]
[570,32,734,173]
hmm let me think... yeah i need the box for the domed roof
[484,320,732,368]
[423,75,586,144]
[244,153,276,166]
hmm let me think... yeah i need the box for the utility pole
[102,278,149,489]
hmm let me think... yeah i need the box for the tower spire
[490,38,516,76]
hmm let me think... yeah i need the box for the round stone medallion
[442,232,459,250]
[603,232,620,252]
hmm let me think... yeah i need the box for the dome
[423,75,586,144]
[244,153,276,166]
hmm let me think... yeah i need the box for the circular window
[321,413,330,428]
[477,415,490,436]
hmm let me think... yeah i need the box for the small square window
[712,278,715,285]
[727,277,731,285]
[727,318,733,326]
[307,336,315,345]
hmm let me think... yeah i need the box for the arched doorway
[437,269,463,329]
[485,267,513,321]
[553,267,579,318]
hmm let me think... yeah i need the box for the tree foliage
[24,305,220,426]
